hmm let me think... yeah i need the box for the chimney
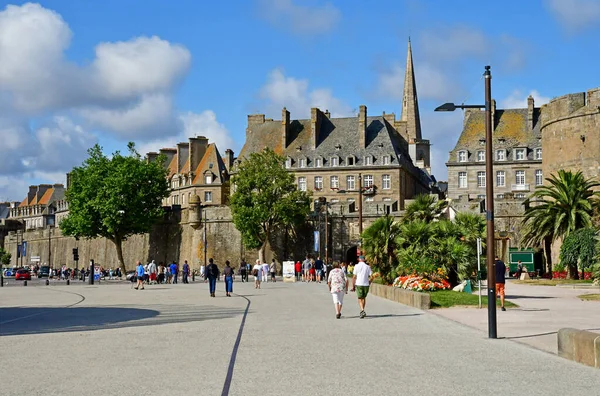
[282,107,290,149]
[358,105,367,148]
[527,95,535,130]
[247,114,266,125]
[491,99,496,130]
[383,111,395,124]
[66,172,72,189]
[27,185,37,204]
[159,148,177,170]
[37,184,52,203]
[189,136,209,173]
[324,109,330,118]
[177,142,189,173]
[147,152,159,163]
[223,149,235,173]
[311,107,323,149]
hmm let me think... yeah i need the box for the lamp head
[434,102,457,112]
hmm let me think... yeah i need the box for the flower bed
[393,275,451,292]
[552,271,593,280]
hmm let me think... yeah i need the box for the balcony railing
[511,183,530,191]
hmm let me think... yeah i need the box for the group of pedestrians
[295,256,328,282]
[133,260,192,290]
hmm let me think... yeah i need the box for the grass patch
[429,290,518,309]
[578,294,600,301]
[512,279,593,286]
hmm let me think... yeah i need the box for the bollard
[1,274,3,287]
[88,260,94,285]
[192,273,195,282]
[24,280,27,286]
[66,279,70,286]
[45,279,49,286]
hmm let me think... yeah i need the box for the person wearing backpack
[205,258,220,297]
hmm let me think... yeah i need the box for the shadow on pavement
[504,327,600,340]
[0,305,245,336]
[342,313,423,319]
[507,295,556,299]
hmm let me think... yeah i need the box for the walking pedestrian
[182,260,190,284]
[495,256,507,311]
[148,260,157,284]
[262,261,269,282]
[170,261,178,284]
[134,261,145,290]
[351,256,372,319]
[205,258,219,297]
[315,256,323,283]
[269,259,277,282]
[240,259,247,282]
[515,260,523,280]
[328,262,348,319]
[253,259,262,289]
[223,260,234,297]
[302,256,311,282]
[295,260,302,282]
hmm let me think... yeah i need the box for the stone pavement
[1,280,599,396]
[433,280,600,354]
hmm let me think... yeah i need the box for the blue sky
[1,0,599,201]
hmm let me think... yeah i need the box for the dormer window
[299,158,306,168]
[535,148,542,160]
[364,155,373,165]
[285,157,292,168]
[515,148,526,161]
[458,151,468,162]
[477,151,485,162]
[330,156,339,167]
[382,155,390,165]
[315,157,322,167]
[346,156,355,166]
[496,150,506,161]
[205,175,212,184]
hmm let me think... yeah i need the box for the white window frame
[382,175,391,190]
[477,171,486,188]
[330,157,339,167]
[515,170,526,185]
[204,191,212,202]
[458,172,467,188]
[496,150,506,161]
[298,177,307,191]
[363,175,373,188]
[496,171,505,187]
[535,148,542,160]
[382,156,390,165]
[515,148,526,161]
[346,175,355,190]
[299,158,306,168]
[535,169,543,186]
[330,176,339,189]
[458,151,467,162]
[315,157,322,167]
[285,158,292,168]
[205,175,212,184]
[364,156,373,165]
[477,151,485,162]
[314,176,323,190]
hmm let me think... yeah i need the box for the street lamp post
[358,173,363,256]
[435,65,497,339]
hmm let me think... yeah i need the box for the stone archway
[345,246,358,265]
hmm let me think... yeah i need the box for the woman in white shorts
[327,261,348,319]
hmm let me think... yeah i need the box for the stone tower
[401,39,431,172]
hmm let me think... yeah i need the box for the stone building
[9,184,65,230]
[540,87,600,186]
[147,136,234,208]
[238,40,433,212]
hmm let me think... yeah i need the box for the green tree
[0,247,12,265]
[402,194,448,223]
[60,143,169,275]
[522,170,600,275]
[230,148,311,263]
[361,215,401,283]
[559,228,598,280]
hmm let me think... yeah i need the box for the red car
[15,269,32,280]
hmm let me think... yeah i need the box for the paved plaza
[1,279,599,396]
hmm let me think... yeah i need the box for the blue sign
[22,241,27,257]
[313,230,320,252]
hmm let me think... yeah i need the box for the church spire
[401,38,422,140]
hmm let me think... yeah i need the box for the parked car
[38,266,50,278]
[3,268,17,278]
[15,269,32,280]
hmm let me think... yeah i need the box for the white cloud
[258,68,352,118]
[545,0,600,31]
[420,26,488,61]
[0,3,191,140]
[137,110,236,158]
[501,89,551,109]
[258,0,340,35]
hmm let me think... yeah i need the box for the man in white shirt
[351,256,372,319]
[253,259,262,289]
[262,262,269,282]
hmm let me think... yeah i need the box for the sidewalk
[432,280,600,354]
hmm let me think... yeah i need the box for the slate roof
[0,204,9,219]
[192,143,228,184]
[450,108,542,161]
[240,115,418,172]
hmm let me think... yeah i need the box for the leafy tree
[230,148,311,263]
[0,247,11,265]
[559,227,598,280]
[60,143,169,275]
[402,194,448,223]
[522,170,600,275]
[361,215,401,283]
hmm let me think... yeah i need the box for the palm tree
[361,215,402,283]
[522,170,600,278]
[403,194,448,223]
